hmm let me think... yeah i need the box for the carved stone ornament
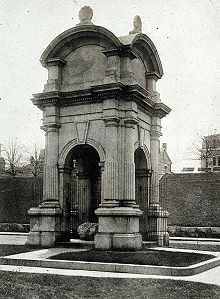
[77,6,93,26]
[129,15,142,34]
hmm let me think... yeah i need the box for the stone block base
[95,233,142,251]
[94,206,143,251]
[27,231,62,247]
[147,204,169,247]
[26,201,64,247]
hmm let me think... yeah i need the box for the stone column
[42,124,60,206]
[150,127,160,205]
[27,108,63,247]
[95,107,142,251]
[101,117,119,207]
[123,118,137,206]
[147,116,169,246]
[146,72,161,103]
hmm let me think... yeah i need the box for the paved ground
[0,233,220,286]
[0,232,27,245]
[0,263,220,286]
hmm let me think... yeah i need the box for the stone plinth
[26,201,63,247]
[94,207,143,250]
[147,203,169,246]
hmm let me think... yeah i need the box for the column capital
[98,161,105,170]
[124,117,138,128]
[41,58,66,68]
[103,117,120,127]
[145,71,161,81]
[150,131,161,139]
[41,123,61,133]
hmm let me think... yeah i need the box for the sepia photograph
[0,0,220,298]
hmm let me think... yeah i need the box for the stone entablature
[27,7,171,249]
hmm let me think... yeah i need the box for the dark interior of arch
[134,147,149,240]
[134,148,148,170]
[66,144,100,180]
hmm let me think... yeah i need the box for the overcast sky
[1,0,220,172]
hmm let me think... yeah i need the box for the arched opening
[135,148,151,240]
[63,144,101,237]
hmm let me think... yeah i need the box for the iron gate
[135,185,150,240]
[69,180,101,235]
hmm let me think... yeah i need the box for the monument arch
[58,138,106,169]
[134,146,151,240]
[27,6,171,249]
[60,143,102,238]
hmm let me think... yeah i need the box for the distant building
[200,133,220,172]
[181,167,195,173]
[159,143,172,177]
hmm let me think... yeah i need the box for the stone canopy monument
[27,6,171,250]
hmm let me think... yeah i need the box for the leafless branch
[3,139,26,176]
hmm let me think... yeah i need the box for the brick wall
[1,174,220,228]
[160,173,220,227]
[0,177,43,224]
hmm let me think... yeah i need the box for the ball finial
[77,6,93,25]
[129,15,142,34]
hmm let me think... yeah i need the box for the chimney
[162,143,167,151]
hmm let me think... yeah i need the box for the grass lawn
[0,245,36,257]
[49,249,214,267]
[0,271,219,299]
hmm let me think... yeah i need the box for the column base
[94,206,143,251]
[147,203,169,247]
[26,201,64,247]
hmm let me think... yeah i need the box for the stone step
[143,241,158,249]
[56,240,158,250]
[56,239,94,249]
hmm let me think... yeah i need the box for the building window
[213,157,216,166]
[164,165,168,173]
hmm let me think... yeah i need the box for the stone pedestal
[26,201,63,247]
[147,203,169,246]
[94,207,142,250]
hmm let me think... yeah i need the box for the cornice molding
[102,46,137,60]
[41,58,66,68]
[145,71,161,81]
[31,83,171,118]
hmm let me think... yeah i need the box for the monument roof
[40,8,163,78]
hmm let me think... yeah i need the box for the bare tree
[3,139,25,176]
[29,144,44,177]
